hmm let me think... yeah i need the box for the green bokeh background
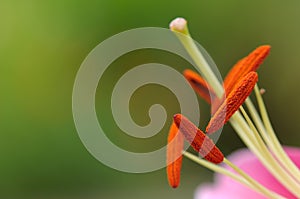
[1,0,300,198]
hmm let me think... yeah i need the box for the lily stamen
[206,71,258,134]
[166,122,184,188]
[173,114,224,164]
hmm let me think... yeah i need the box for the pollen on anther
[173,114,224,164]
[206,72,258,134]
[166,122,184,188]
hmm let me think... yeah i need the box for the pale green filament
[254,85,300,183]
[224,158,286,199]
[239,106,300,192]
[183,151,285,199]
[230,112,300,197]
[245,97,300,183]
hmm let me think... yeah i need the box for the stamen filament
[223,158,285,199]
[240,104,300,189]
[254,85,300,183]
[239,105,266,148]
[182,151,248,187]
[245,98,272,148]
[240,104,295,177]
[184,151,285,199]
[245,98,300,181]
[231,112,300,197]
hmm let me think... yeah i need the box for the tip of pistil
[260,88,266,95]
[169,17,189,34]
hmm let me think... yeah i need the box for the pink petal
[195,146,300,199]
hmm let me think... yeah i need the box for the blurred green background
[1,0,300,198]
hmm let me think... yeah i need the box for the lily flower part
[173,114,224,164]
[165,17,300,199]
[166,122,184,188]
[206,71,258,134]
